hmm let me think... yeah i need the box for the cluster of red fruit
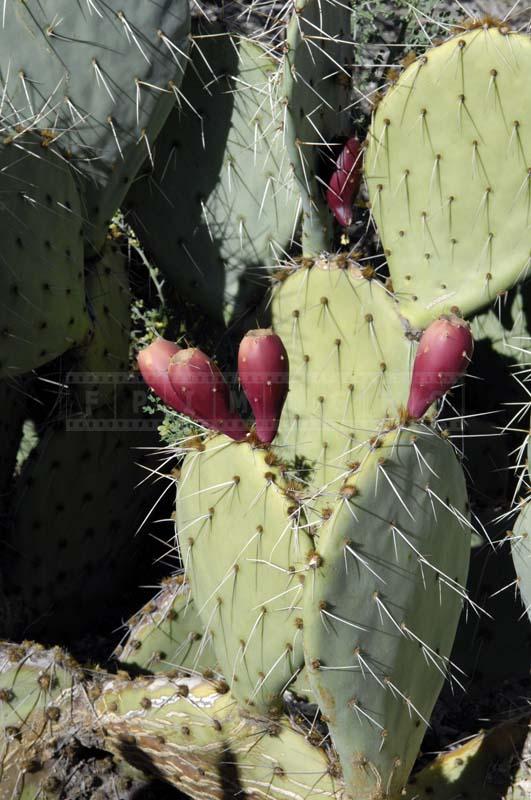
[138,314,473,444]
[138,329,289,444]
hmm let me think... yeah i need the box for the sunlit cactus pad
[177,440,312,712]
[303,425,471,799]
[366,26,531,328]
[272,257,414,491]
[117,575,217,675]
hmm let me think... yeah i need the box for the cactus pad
[96,673,338,800]
[366,27,531,328]
[68,241,131,409]
[3,408,158,639]
[272,257,414,495]
[511,500,531,623]
[177,439,313,712]
[0,140,87,377]
[0,0,190,246]
[117,576,217,675]
[303,425,470,799]
[127,34,300,323]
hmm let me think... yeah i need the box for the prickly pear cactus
[0,642,82,747]
[174,253,471,796]
[303,425,470,800]
[0,139,88,377]
[366,26,531,328]
[510,500,531,623]
[116,575,217,675]
[177,441,312,712]
[271,258,414,495]
[3,402,159,639]
[68,240,131,409]
[279,0,351,252]
[0,0,190,246]
[403,717,531,800]
[126,32,301,324]
[95,672,339,800]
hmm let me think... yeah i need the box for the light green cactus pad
[126,33,300,323]
[471,284,531,364]
[68,240,131,408]
[0,642,81,736]
[272,257,415,497]
[511,500,531,623]
[404,718,530,800]
[117,576,217,675]
[303,425,471,799]
[0,0,190,246]
[177,439,313,712]
[0,140,88,377]
[97,673,339,800]
[366,26,531,328]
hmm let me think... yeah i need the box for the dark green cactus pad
[68,240,131,409]
[0,139,88,377]
[0,1,190,247]
[116,575,217,675]
[366,27,531,328]
[125,32,301,324]
[177,439,313,712]
[303,426,470,799]
[272,257,414,499]
[3,402,159,640]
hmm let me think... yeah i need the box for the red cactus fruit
[137,338,184,413]
[407,315,474,419]
[168,348,247,441]
[238,328,289,444]
[326,137,362,227]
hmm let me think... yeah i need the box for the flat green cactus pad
[97,673,339,800]
[3,404,159,640]
[303,425,470,799]
[0,140,88,377]
[366,26,531,328]
[404,718,530,799]
[117,576,217,675]
[272,257,414,497]
[511,500,531,623]
[68,240,131,409]
[177,439,313,712]
[126,33,300,324]
[280,0,351,253]
[0,0,190,246]
[0,642,81,737]
[471,284,531,364]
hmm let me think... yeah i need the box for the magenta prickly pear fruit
[168,348,247,441]
[407,315,474,419]
[137,338,184,413]
[326,137,362,227]
[238,328,289,444]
